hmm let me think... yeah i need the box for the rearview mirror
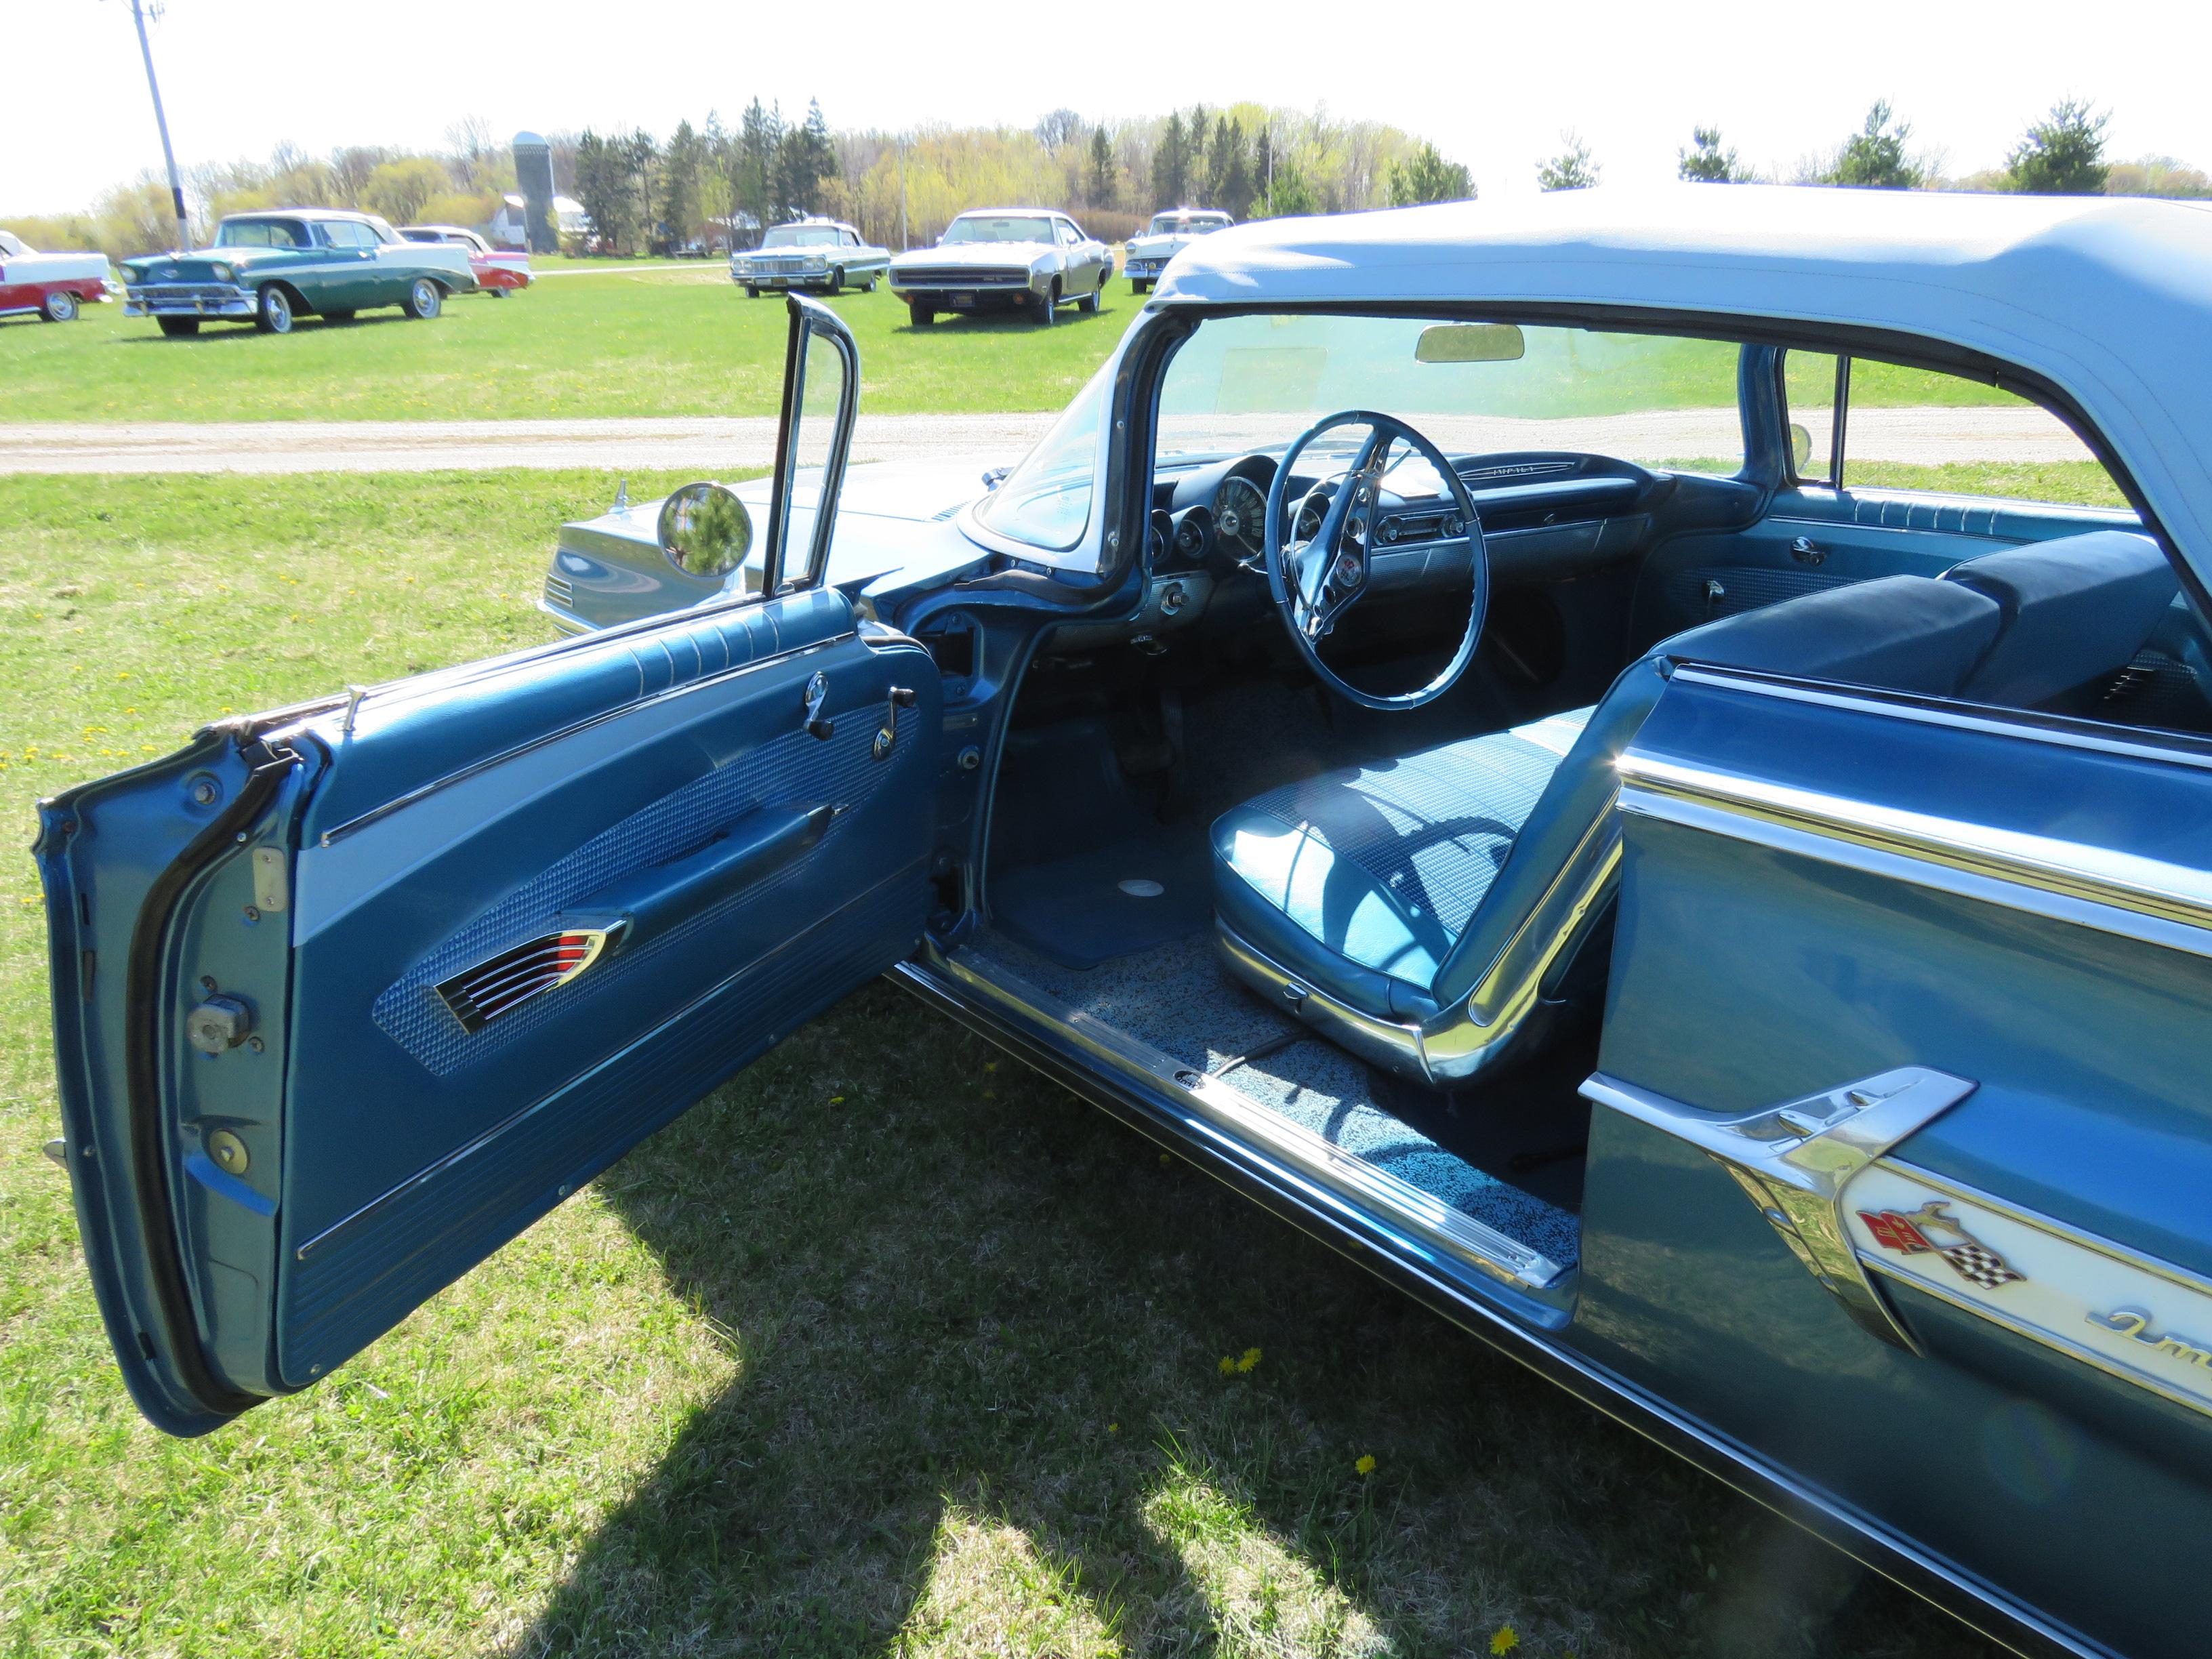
[657,480,753,578]
[1415,323,1525,365]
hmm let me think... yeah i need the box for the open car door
[1579,663,2212,1658]
[37,297,938,1435]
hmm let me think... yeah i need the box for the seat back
[1940,530,2177,706]
[1429,575,2005,1008]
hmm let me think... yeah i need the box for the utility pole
[125,0,192,251]
[897,135,909,251]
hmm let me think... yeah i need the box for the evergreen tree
[1088,125,1115,208]
[1823,101,1923,188]
[2007,98,2110,194]
[777,99,835,218]
[661,120,701,250]
[1207,117,1252,217]
[1536,133,1599,191]
[1187,107,1212,203]
[624,129,659,253]
[737,99,783,234]
[572,130,635,253]
[1388,142,1473,206]
[1154,112,1189,209]
[1678,126,1750,182]
[1252,124,1275,214]
[1254,161,1317,219]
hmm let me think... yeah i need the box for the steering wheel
[1263,411,1490,711]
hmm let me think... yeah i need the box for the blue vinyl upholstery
[1940,531,2177,706]
[1214,576,2009,1037]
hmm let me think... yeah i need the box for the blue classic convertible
[38,187,2212,1659]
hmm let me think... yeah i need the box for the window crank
[802,671,834,740]
[874,687,916,761]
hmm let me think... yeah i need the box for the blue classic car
[39,188,2212,1659]
[729,217,890,297]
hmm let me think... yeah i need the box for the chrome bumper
[124,283,253,319]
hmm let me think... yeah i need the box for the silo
[512,131,558,254]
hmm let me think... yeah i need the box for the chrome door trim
[891,951,2105,1659]
[307,632,857,848]
[933,941,1568,1291]
[1616,750,2212,959]
[1862,1160,2212,1426]
[1580,1067,1978,1351]
[1664,663,2212,777]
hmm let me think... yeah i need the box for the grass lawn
[1,272,1135,426]
[0,470,2024,1658]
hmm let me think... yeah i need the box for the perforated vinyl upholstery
[1213,575,2008,1034]
[1941,531,2177,705]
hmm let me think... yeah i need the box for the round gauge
[1215,475,1267,563]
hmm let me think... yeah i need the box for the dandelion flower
[1107,1422,1120,1434]
[1236,1347,1261,1373]
[1218,1355,1237,1376]
[1490,1626,1519,1655]
[1355,1454,1376,1476]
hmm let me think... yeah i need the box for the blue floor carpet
[968,928,1581,1269]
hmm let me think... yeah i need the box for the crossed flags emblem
[1859,1202,2027,1290]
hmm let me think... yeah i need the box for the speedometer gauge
[1215,476,1267,563]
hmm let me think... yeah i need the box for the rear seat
[1941,530,2177,706]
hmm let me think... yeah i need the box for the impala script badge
[1858,1202,2028,1289]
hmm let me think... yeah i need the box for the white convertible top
[1156,186,2212,569]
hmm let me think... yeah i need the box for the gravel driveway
[0,405,2089,476]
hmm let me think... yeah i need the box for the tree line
[7,96,2203,260]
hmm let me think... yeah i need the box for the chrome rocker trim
[888,946,2105,1659]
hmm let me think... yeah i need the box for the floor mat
[966,928,1581,1270]
[988,834,1214,970]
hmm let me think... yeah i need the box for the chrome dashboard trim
[1616,750,2212,958]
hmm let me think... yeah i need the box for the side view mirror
[1789,422,1814,473]
[657,480,753,579]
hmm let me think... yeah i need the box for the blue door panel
[1633,486,2142,646]
[272,606,935,1387]
[1579,669,2212,1659]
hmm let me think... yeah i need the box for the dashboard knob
[1442,514,1464,538]
[1160,581,1189,616]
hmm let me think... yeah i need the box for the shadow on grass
[506,980,2002,1658]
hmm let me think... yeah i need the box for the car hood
[892,241,1052,270]
[1127,232,1204,258]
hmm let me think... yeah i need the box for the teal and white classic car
[119,209,476,336]
[730,218,890,297]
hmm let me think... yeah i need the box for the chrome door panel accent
[1853,1162,2212,1424]
[1616,751,2212,960]
[1581,1067,1978,1349]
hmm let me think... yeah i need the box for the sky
[7,0,2208,216]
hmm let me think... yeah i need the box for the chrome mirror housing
[657,481,753,578]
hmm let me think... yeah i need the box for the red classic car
[0,230,112,322]
[399,225,533,295]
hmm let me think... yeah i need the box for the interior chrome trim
[1213,803,1620,1090]
[312,631,859,848]
[1581,1067,1980,1351]
[935,941,1570,1292]
[1618,752,2212,959]
[1664,663,2212,776]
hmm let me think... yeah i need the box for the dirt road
[0,405,2089,476]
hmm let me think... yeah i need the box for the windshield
[943,214,1054,245]
[1148,213,1229,235]
[974,359,1109,552]
[1155,313,1745,476]
[762,226,842,248]
[213,218,308,249]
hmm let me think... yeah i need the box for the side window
[1783,350,2123,509]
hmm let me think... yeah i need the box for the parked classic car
[1122,207,1232,292]
[731,218,890,296]
[399,224,533,295]
[0,230,112,323]
[118,209,476,335]
[41,188,2212,1659]
[888,207,1111,325]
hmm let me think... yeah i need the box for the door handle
[571,802,834,954]
[1581,1066,1977,1350]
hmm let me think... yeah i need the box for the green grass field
[5,263,2026,430]
[0,470,2025,1657]
[2,270,1135,425]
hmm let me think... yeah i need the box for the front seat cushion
[1210,710,1591,1020]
